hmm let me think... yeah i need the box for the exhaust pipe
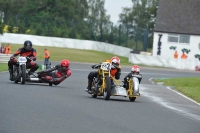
[30,78,40,81]
[26,78,40,82]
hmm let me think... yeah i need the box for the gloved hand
[10,56,15,60]
[91,65,95,69]
[91,64,100,69]
[28,56,36,61]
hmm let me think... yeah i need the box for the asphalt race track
[0,62,200,133]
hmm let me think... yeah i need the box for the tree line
[0,0,159,51]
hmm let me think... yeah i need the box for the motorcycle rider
[85,56,121,93]
[123,65,142,90]
[37,59,72,85]
[8,40,39,81]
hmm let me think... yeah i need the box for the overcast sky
[104,0,133,24]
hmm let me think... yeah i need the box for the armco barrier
[0,54,11,63]
[1,33,199,71]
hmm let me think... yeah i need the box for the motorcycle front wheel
[103,76,111,100]
[13,66,19,84]
[21,64,26,84]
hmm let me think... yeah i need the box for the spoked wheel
[103,76,111,100]
[129,97,136,102]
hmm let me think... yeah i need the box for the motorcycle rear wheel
[92,93,97,98]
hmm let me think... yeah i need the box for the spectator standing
[5,44,11,55]
[44,48,50,66]
[174,50,178,58]
[0,44,5,53]
[181,52,187,59]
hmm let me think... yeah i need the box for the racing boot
[85,80,92,94]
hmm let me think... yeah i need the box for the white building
[153,0,200,60]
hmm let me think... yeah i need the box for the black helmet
[24,40,32,50]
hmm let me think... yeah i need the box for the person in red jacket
[8,40,39,81]
[85,56,121,93]
[37,59,72,85]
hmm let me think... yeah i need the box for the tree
[87,0,110,41]
[119,0,159,49]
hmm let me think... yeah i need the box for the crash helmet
[24,40,32,51]
[131,65,140,74]
[110,56,120,68]
[61,59,70,68]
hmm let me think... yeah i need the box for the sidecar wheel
[92,94,97,98]
[129,97,136,102]
[104,76,111,100]
[49,83,52,86]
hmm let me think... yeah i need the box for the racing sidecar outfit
[86,63,121,91]
[8,47,39,80]
[38,64,71,84]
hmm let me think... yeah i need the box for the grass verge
[154,77,200,103]
[0,63,8,72]
[0,44,134,72]
[6,44,132,65]
[1,44,200,103]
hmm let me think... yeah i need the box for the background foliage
[0,0,159,51]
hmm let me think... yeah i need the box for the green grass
[154,77,200,103]
[0,63,8,71]
[0,44,134,72]
[7,44,132,65]
[1,44,200,103]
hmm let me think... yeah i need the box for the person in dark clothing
[123,65,142,90]
[8,40,39,81]
[37,59,72,85]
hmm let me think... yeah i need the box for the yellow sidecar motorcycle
[89,62,140,102]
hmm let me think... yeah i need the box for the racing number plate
[101,62,111,71]
[18,57,27,62]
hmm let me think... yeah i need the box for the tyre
[13,67,19,84]
[21,64,26,84]
[103,76,111,100]
[49,82,53,86]
[129,97,136,102]
[92,93,97,98]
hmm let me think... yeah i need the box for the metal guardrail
[0,54,12,63]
